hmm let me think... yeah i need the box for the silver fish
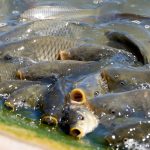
[20,5,100,21]
[0,20,90,43]
[60,104,99,139]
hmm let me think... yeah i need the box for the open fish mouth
[4,101,15,111]
[41,115,58,126]
[99,70,109,93]
[70,127,84,139]
[69,88,87,104]
[16,69,25,80]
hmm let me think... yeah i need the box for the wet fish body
[4,84,51,111]
[87,89,150,118]
[106,31,150,64]
[101,65,150,92]
[17,60,101,81]
[0,80,40,95]
[41,78,71,126]
[0,20,90,43]
[105,120,150,146]
[61,44,137,65]
[0,59,33,81]
[0,36,77,62]
[21,5,98,21]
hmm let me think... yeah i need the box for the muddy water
[0,0,150,150]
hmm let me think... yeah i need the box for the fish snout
[4,101,15,111]
[41,115,58,126]
[70,127,84,139]
[69,88,87,104]
[16,69,25,80]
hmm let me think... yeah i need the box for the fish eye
[94,91,99,96]
[111,110,116,115]
[22,100,26,103]
[120,80,126,86]
[4,54,13,60]
[123,138,128,142]
[78,114,84,120]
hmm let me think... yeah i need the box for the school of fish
[1,0,150,149]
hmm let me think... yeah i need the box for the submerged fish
[0,80,40,95]
[0,58,33,81]
[97,13,150,28]
[4,84,51,111]
[20,5,100,21]
[101,65,150,92]
[60,44,138,65]
[60,104,99,139]
[106,31,150,64]
[105,120,150,146]
[17,60,101,81]
[88,89,150,118]
[0,36,77,62]
[0,20,90,43]
[41,78,71,126]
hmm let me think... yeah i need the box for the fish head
[101,66,138,92]
[60,104,99,139]
[68,74,108,105]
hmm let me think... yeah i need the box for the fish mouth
[16,70,25,80]
[70,127,84,139]
[58,50,70,60]
[100,70,109,93]
[69,88,87,104]
[41,115,58,126]
[4,101,15,111]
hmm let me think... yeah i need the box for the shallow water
[0,0,150,150]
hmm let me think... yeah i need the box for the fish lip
[100,70,109,93]
[41,115,58,126]
[69,88,87,105]
[16,70,25,80]
[70,127,84,139]
[58,50,70,60]
[4,101,15,112]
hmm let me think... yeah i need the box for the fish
[17,60,101,81]
[20,5,100,21]
[0,58,33,81]
[0,36,77,62]
[0,20,90,43]
[41,78,72,126]
[87,89,150,118]
[60,44,138,65]
[105,120,150,146]
[97,13,150,28]
[4,84,51,111]
[0,80,40,95]
[68,72,108,105]
[101,65,150,92]
[106,31,150,64]
[60,104,99,139]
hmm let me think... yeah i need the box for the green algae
[0,100,108,150]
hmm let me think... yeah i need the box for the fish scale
[0,36,77,62]
[21,5,97,21]
[0,20,90,43]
